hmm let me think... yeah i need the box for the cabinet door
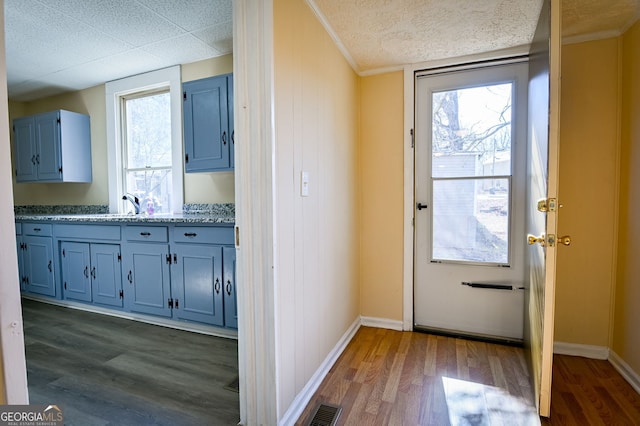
[123,243,171,317]
[183,75,230,172]
[13,116,38,182]
[61,241,92,302]
[35,111,63,181]
[171,244,224,326]
[91,244,123,308]
[223,246,237,329]
[23,235,55,297]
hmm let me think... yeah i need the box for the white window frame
[106,66,183,213]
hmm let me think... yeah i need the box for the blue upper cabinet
[13,110,92,183]
[183,73,234,172]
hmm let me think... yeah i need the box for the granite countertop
[14,204,235,225]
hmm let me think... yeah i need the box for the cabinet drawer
[54,224,121,241]
[173,226,234,245]
[15,223,22,235]
[124,225,168,242]
[22,222,53,236]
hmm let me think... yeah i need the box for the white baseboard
[360,316,404,331]
[609,350,640,395]
[278,317,361,426]
[553,341,609,360]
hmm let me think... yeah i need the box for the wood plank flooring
[297,327,640,425]
[21,298,240,426]
[542,354,640,425]
[296,327,538,425]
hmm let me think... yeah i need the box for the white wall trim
[233,1,277,425]
[402,65,415,332]
[553,341,609,360]
[361,316,404,331]
[105,65,184,214]
[609,350,640,395]
[278,318,361,426]
[305,0,360,74]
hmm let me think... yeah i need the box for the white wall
[273,0,360,419]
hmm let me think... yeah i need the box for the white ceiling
[5,0,640,102]
[5,0,233,101]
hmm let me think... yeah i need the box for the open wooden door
[525,0,562,417]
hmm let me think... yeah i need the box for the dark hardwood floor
[297,327,640,426]
[542,354,640,425]
[21,298,239,426]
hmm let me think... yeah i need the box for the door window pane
[430,82,513,264]
[432,83,512,177]
[432,178,510,264]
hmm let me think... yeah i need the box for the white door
[414,61,529,342]
[526,0,562,417]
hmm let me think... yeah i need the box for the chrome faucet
[122,194,141,214]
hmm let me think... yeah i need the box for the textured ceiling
[5,0,640,102]
[311,0,640,73]
[562,0,640,39]
[312,0,544,72]
[5,0,232,101]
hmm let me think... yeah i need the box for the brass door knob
[527,234,546,246]
[558,235,571,246]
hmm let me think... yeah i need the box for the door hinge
[62,248,66,257]
[166,254,172,264]
[119,289,124,299]
[174,299,179,309]
[410,128,415,148]
[57,118,61,124]
[185,153,189,163]
[117,253,121,262]
[58,167,62,174]
[183,91,187,100]
[64,282,67,290]
[173,253,177,264]
[168,298,174,309]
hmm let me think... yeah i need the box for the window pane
[432,83,512,178]
[432,178,509,264]
[125,170,172,215]
[125,92,171,169]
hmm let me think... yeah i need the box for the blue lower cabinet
[61,242,92,302]
[123,243,172,318]
[23,235,55,297]
[61,242,123,306]
[171,244,224,326]
[223,247,237,329]
[91,244,123,307]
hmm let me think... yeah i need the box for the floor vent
[307,403,342,426]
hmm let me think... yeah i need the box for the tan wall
[10,55,234,206]
[614,20,640,372]
[555,38,620,347]
[273,0,360,417]
[359,72,404,321]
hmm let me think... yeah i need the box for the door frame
[401,46,533,331]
